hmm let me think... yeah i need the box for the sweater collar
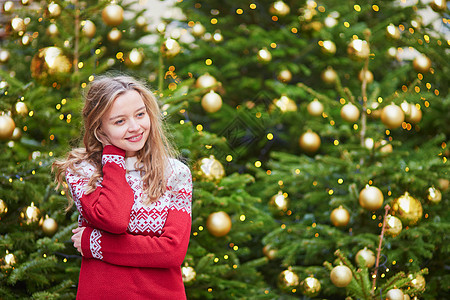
[125,156,141,172]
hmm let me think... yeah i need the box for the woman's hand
[71,227,86,255]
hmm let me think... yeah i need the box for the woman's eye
[115,119,124,125]
[137,112,145,117]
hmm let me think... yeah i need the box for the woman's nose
[128,118,140,131]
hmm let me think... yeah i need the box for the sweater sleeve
[81,161,193,268]
[66,145,135,234]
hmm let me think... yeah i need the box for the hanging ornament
[299,131,321,154]
[41,216,58,236]
[195,155,225,181]
[330,206,350,227]
[161,38,181,57]
[320,40,336,55]
[358,69,374,84]
[391,192,423,226]
[347,39,370,60]
[412,54,431,73]
[277,69,292,83]
[19,202,42,227]
[324,12,339,28]
[30,47,72,84]
[387,47,398,59]
[263,244,277,260]
[269,191,289,215]
[46,23,59,37]
[430,0,447,12]
[385,214,403,237]
[381,104,404,129]
[11,127,21,140]
[213,31,223,43]
[355,247,375,268]
[321,67,338,84]
[191,22,206,37]
[438,178,449,191]
[2,251,16,268]
[102,4,124,26]
[300,275,321,297]
[196,73,217,90]
[21,0,31,5]
[386,288,404,300]
[386,24,401,39]
[107,28,122,43]
[3,1,14,13]
[0,114,15,140]
[404,294,411,300]
[427,186,442,204]
[201,91,222,113]
[408,274,426,292]
[272,95,297,113]
[47,2,61,18]
[257,48,272,62]
[15,102,28,116]
[181,265,196,283]
[82,20,96,38]
[21,34,32,46]
[405,104,422,124]
[269,1,290,16]
[11,16,26,32]
[0,49,10,63]
[278,269,300,292]
[307,99,324,117]
[0,199,8,218]
[125,48,144,67]
[340,103,360,123]
[359,185,384,211]
[135,16,147,28]
[0,80,8,90]
[206,211,232,237]
[330,265,353,287]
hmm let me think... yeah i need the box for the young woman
[53,75,192,299]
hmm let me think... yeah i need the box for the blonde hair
[53,75,177,210]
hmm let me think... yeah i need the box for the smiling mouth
[126,133,144,142]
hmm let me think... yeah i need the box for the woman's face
[100,90,151,157]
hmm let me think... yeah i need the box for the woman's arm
[66,145,135,234]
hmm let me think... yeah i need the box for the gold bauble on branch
[19,202,42,227]
[2,252,16,268]
[385,214,403,237]
[321,67,338,84]
[355,247,376,268]
[181,265,196,283]
[41,216,58,236]
[257,48,272,62]
[46,24,59,37]
[3,1,14,13]
[408,274,426,292]
[47,2,61,18]
[272,95,297,113]
[191,22,206,37]
[307,99,324,117]
[107,28,122,43]
[30,47,72,84]
[321,40,336,55]
[299,131,321,154]
[11,16,26,32]
[386,23,401,39]
[263,244,278,260]
[387,47,398,59]
[195,155,225,181]
[0,199,8,218]
[196,73,217,90]
[0,114,15,140]
[11,127,22,140]
[206,211,232,237]
[405,103,422,124]
[300,275,321,297]
[82,20,96,38]
[381,104,404,129]
[427,186,442,204]
[386,288,404,300]
[438,178,449,191]
[161,38,181,57]
[330,265,353,287]
[201,90,222,113]
[340,103,360,123]
[404,294,411,300]
[136,16,147,28]
[0,49,10,63]
[412,54,431,73]
[277,69,292,83]
[213,31,223,43]
[391,192,423,226]
[269,1,290,16]
[278,269,300,291]
[359,185,384,211]
[358,69,374,84]
[347,39,370,60]
[125,48,144,67]
[22,34,32,46]
[330,206,350,227]
[269,191,289,215]
[21,0,31,5]
[102,4,124,26]
[15,102,28,115]
[430,0,447,12]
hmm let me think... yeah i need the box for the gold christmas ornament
[11,127,22,140]
[3,1,14,13]
[347,39,370,60]
[269,1,290,16]
[381,104,405,129]
[300,276,321,297]
[321,40,336,55]
[11,16,26,32]
[404,294,411,300]
[385,214,403,237]
[0,80,8,90]
[277,69,292,83]
[42,216,58,236]
[206,211,232,237]
[15,102,28,115]
[19,202,42,226]
[387,47,398,59]
[330,265,353,287]
[257,48,272,62]
[386,24,401,39]
[47,24,59,37]
[195,155,225,181]
[82,20,96,38]
[427,186,442,204]
[30,47,72,84]
[321,67,338,84]
[22,34,32,46]
[263,244,278,260]
[47,2,61,18]
[430,0,447,12]
[330,206,350,227]
[412,54,432,73]
[0,49,10,63]
[299,131,321,154]
[107,28,122,43]
[0,199,8,217]
[405,104,422,124]
[408,274,426,292]
[125,48,144,67]
[269,191,289,215]
[196,73,217,90]
[358,69,374,84]
[359,185,384,211]
[278,269,300,291]
[201,90,222,113]
[438,178,449,191]
[191,22,206,37]
[213,31,223,43]
[340,103,360,123]
[386,288,404,300]
[21,0,31,5]
[161,38,181,57]
[2,252,16,268]
[391,192,423,226]
[272,95,297,113]
[181,265,196,283]
[307,99,324,117]
[0,114,15,140]
[136,16,147,28]
[355,247,376,268]
[102,4,124,26]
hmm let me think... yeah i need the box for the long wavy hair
[53,75,177,210]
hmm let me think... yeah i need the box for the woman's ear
[94,127,110,145]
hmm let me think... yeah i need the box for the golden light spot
[338,178,343,184]
[226,155,233,162]
[205,58,212,65]
[255,161,262,168]
[267,133,274,140]
[372,5,379,11]
[354,5,361,11]
[344,22,350,28]
[291,28,298,33]
[270,43,277,48]
[236,8,243,14]
[295,169,300,174]
[196,124,203,131]
[211,18,218,25]
[250,3,256,9]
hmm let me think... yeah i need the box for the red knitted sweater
[66,145,192,300]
